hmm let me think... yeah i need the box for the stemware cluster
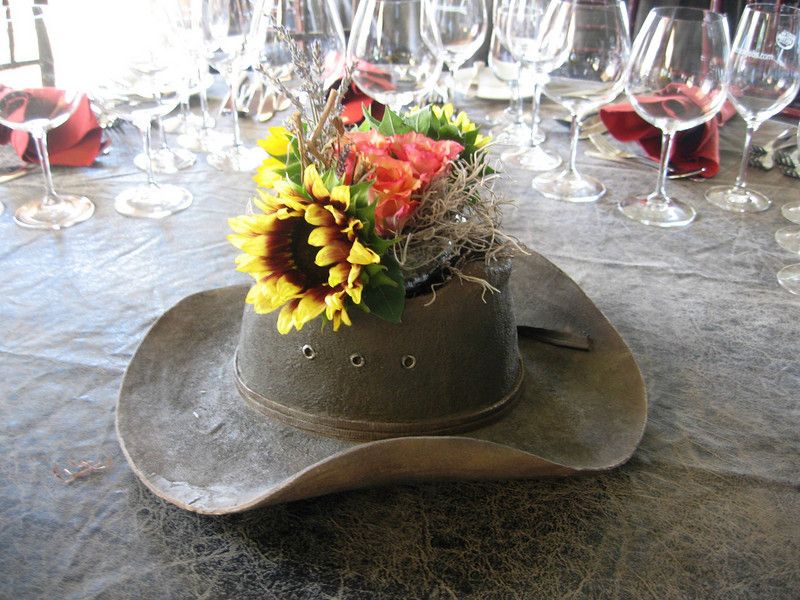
[3,0,800,295]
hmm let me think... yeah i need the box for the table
[1,100,798,599]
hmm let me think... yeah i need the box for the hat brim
[116,252,646,514]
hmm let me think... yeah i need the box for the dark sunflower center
[291,219,329,288]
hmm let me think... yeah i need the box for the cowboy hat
[116,251,646,514]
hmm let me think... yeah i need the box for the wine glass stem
[157,115,169,150]
[32,133,58,206]
[199,80,212,130]
[529,83,542,147]
[446,61,463,105]
[567,113,581,176]
[651,130,674,202]
[141,123,157,186]
[227,75,243,149]
[509,79,521,121]
[734,124,757,191]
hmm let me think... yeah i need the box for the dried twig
[52,458,112,484]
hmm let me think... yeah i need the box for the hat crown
[235,259,523,440]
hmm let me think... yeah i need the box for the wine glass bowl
[0,7,95,230]
[618,7,729,227]
[433,0,488,104]
[532,0,629,203]
[348,0,444,111]
[705,3,800,214]
[255,0,347,101]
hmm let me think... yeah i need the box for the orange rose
[387,132,463,185]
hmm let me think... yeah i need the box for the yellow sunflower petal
[277,300,299,334]
[308,225,339,248]
[315,241,349,267]
[257,127,291,156]
[347,239,381,265]
[341,218,363,241]
[305,204,334,226]
[329,185,350,210]
[294,293,327,330]
[346,279,363,305]
[228,214,274,235]
[327,262,351,287]
[303,164,330,200]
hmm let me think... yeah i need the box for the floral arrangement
[228,50,517,334]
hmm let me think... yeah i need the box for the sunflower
[229,164,381,334]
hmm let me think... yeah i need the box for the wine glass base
[161,112,209,134]
[135,148,197,174]
[14,195,95,230]
[618,195,696,227]
[777,263,800,295]
[775,226,800,254]
[705,185,771,213]
[207,146,265,172]
[781,201,800,224]
[115,184,193,219]
[492,121,542,145]
[177,129,228,153]
[533,169,605,203]
[500,144,561,172]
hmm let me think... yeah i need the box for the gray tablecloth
[1,100,798,599]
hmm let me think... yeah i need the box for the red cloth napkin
[0,86,104,167]
[600,87,736,178]
[329,61,391,125]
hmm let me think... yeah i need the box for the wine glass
[0,7,94,230]
[348,0,444,112]
[486,0,533,145]
[255,0,346,97]
[777,262,800,295]
[85,1,194,218]
[432,0,488,105]
[503,0,572,172]
[706,3,800,213]
[202,0,264,172]
[781,123,800,224]
[618,7,729,227]
[533,0,629,203]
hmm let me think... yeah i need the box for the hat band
[234,353,524,442]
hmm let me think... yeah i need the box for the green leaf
[361,254,405,323]
[403,108,433,135]
[361,108,382,131]
[377,108,412,136]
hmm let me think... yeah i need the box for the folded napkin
[0,86,104,167]
[329,62,390,125]
[600,87,736,177]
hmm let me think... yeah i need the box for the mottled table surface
[1,99,798,599]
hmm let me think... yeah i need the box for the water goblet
[780,123,800,223]
[86,2,194,218]
[0,7,94,230]
[432,0,488,105]
[533,0,629,203]
[202,0,264,172]
[502,0,572,172]
[255,0,346,100]
[705,3,800,213]
[486,0,534,144]
[348,0,444,112]
[618,7,729,227]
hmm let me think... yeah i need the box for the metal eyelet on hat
[350,353,365,368]
[301,344,315,359]
[401,355,416,369]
